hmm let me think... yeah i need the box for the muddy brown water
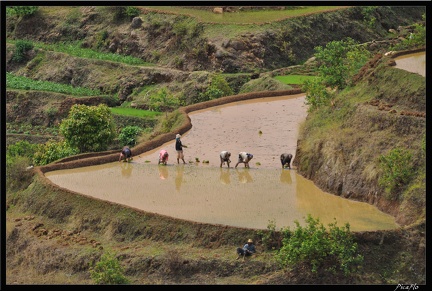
[46,48,427,231]
[46,94,399,231]
[394,51,425,77]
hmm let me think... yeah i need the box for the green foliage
[378,148,415,195]
[125,6,140,19]
[391,14,426,50]
[6,6,38,17]
[12,40,34,63]
[110,107,161,118]
[6,140,38,160]
[198,74,234,102]
[276,214,363,275]
[59,104,116,153]
[144,6,346,25]
[148,88,180,117]
[32,140,79,166]
[302,78,333,111]
[6,72,102,96]
[89,251,129,285]
[360,6,378,28]
[274,75,317,85]
[314,37,371,90]
[107,6,139,22]
[7,39,151,66]
[118,126,143,147]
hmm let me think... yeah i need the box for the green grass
[110,107,161,118]
[141,6,348,24]
[7,39,155,66]
[274,75,317,85]
[6,72,102,96]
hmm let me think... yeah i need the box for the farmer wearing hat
[175,134,187,164]
[236,238,256,260]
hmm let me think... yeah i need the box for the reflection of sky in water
[46,163,398,231]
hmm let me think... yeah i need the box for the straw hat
[247,239,253,243]
[176,134,181,139]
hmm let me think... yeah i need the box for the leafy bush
[6,72,102,96]
[148,87,180,117]
[118,126,143,147]
[59,104,116,153]
[108,6,139,22]
[12,40,34,62]
[302,78,333,111]
[89,251,129,285]
[378,148,415,195]
[6,6,38,17]
[32,140,79,166]
[198,74,233,102]
[314,37,371,90]
[276,214,363,275]
[6,140,38,160]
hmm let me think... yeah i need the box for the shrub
[118,126,143,147]
[6,140,38,160]
[198,74,234,102]
[6,6,38,17]
[378,148,415,195]
[32,140,79,166]
[89,251,129,285]
[59,104,116,153]
[276,214,363,276]
[12,40,34,63]
[302,78,333,111]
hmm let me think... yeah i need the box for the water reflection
[45,94,399,231]
[219,168,231,185]
[45,163,398,231]
[175,164,184,191]
[236,168,254,183]
[121,162,133,177]
[158,165,169,180]
[279,169,293,184]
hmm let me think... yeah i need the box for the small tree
[314,37,371,90]
[378,148,415,195]
[6,6,38,17]
[199,74,234,102]
[276,214,363,275]
[32,140,79,166]
[148,87,180,117]
[302,77,333,112]
[89,251,129,285]
[59,104,116,153]
[118,125,142,147]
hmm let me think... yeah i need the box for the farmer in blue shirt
[236,238,256,260]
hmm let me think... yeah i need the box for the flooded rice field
[46,94,399,231]
[394,51,426,77]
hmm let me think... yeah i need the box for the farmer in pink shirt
[158,149,169,165]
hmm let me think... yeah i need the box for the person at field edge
[236,238,256,260]
[175,134,187,164]
[119,146,132,162]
